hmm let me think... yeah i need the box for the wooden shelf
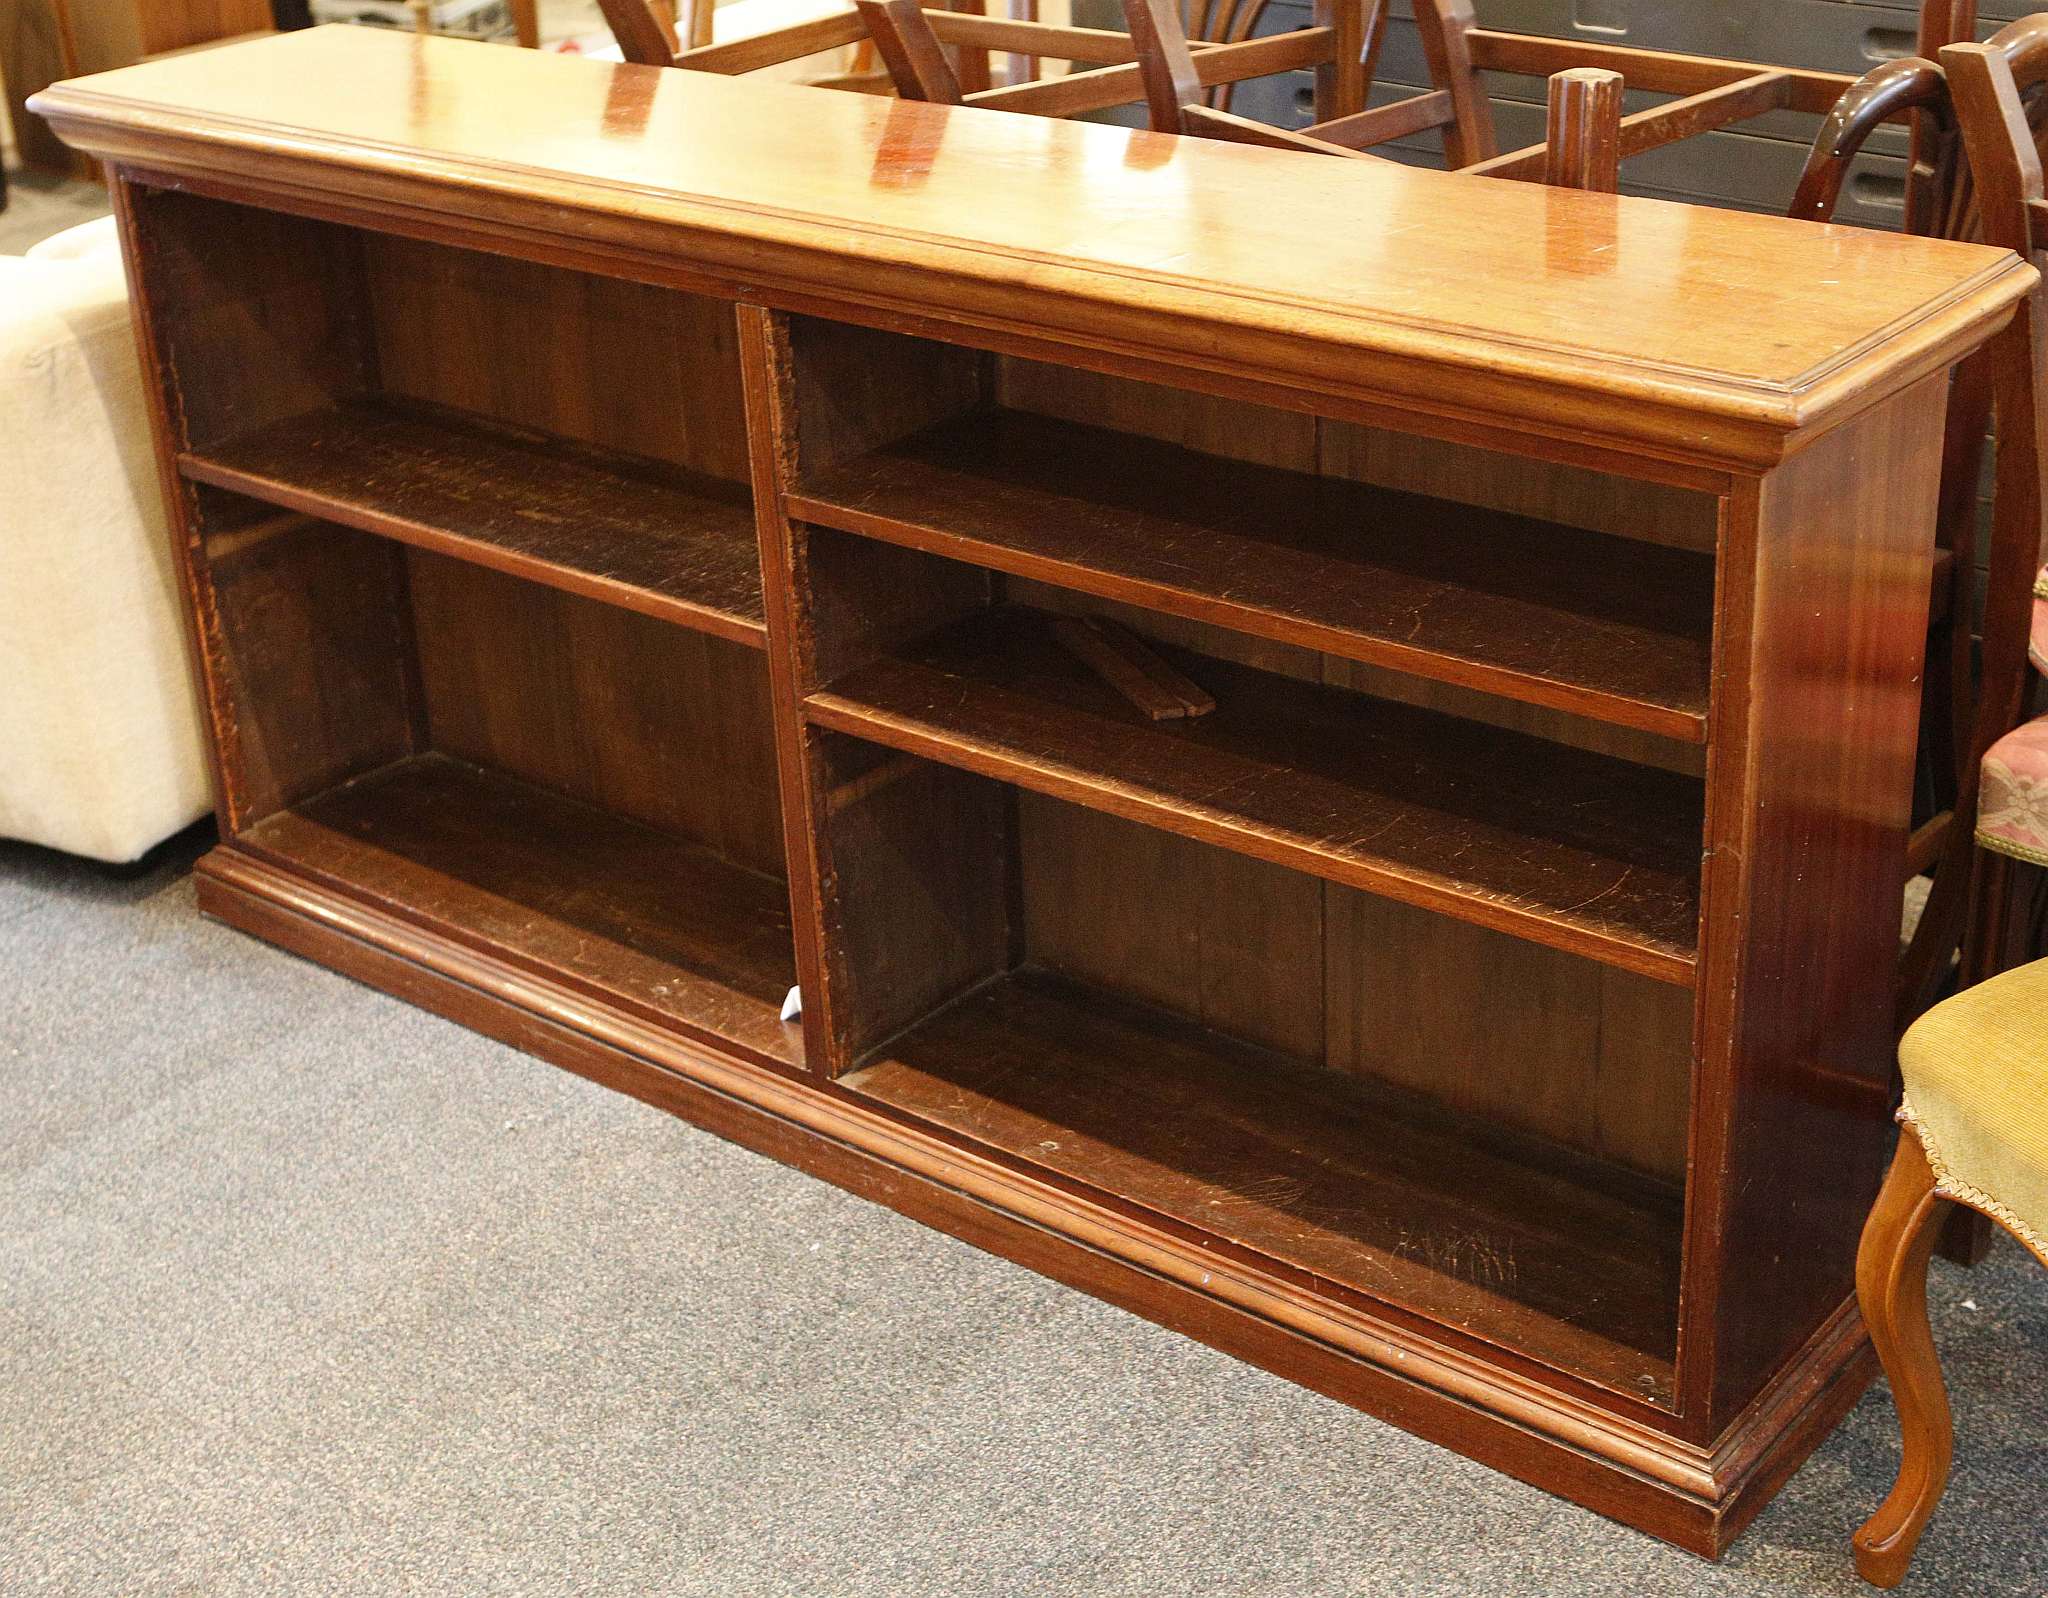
[239,753,799,1065]
[788,410,1714,741]
[181,400,766,647]
[806,607,1703,982]
[848,969,1683,1400]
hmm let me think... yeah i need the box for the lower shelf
[845,968,1684,1402]
[194,826,1876,1558]
[237,752,800,1066]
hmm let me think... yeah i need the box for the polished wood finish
[33,27,2035,1560]
[1686,375,1950,1424]
[31,30,2025,467]
[1789,58,1958,231]
[1852,1126,1955,1588]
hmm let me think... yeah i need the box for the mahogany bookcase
[31,25,2036,1557]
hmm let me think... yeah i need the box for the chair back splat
[858,0,964,101]
[596,0,688,64]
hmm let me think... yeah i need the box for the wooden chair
[1941,17,2048,991]
[1858,954,2048,1587]
[847,0,1374,128]
[1971,571,2048,895]
[604,0,927,90]
[858,0,1630,169]
[1849,18,2048,1588]
[600,0,1056,91]
[856,0,1381,153]
[1400,0,1982,190]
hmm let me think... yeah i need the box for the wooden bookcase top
[31,24,2035,467]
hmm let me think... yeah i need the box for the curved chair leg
[1854,1127,1956,1588]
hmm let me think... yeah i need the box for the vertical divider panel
[738,307,1009,1076]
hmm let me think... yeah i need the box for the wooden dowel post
[1544,67,1622,192]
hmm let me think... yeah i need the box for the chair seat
[1979,716,2048,866]
[1900,957,2048,1261]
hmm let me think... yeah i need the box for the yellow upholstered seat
[1898,957,2048,1262]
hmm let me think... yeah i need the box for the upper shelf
[807,606,1705,982]
[33,27,2033,465]
[180,399,765,647]
[791,409,1714,742]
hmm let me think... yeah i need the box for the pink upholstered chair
[1974,571,2048,871]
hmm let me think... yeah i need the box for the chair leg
[1854,1126,1956,1588]
[1961,849,2017,989]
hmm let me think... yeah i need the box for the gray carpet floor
[4,829,2046,1596]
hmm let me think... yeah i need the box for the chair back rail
[1398,0,1982,187]
[1787,57,1958,231]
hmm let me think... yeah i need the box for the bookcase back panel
[1017,793,1327,1063]
[994,358,1319,471]
[124,189,758,492]
[1015,788,1694,1182]
[406,553,784,878]
[360,235,753,484]
[995,357,1720,551]
[1327,892,1695,1182]
[1322,656,1710,779]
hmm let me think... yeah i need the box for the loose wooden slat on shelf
[805,607,1705,982]
[180,399,766,647]
[788,410,1714,741]
[240,752,799,1064]
[847,968,1684,1399]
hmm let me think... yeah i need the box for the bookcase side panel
[1685,371,1951,1428]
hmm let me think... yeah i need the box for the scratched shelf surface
[807,605,1706,985]
[847,967,1684,1401]
[181,398,765,647]
[791,407,1716,741]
